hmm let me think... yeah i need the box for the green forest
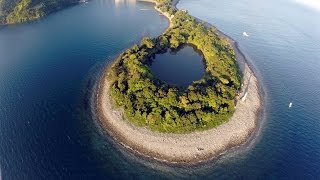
[108,0,242,133]
[0,0,79,24]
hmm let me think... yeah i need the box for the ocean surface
[0,0,319,179]
[178,0,320,178]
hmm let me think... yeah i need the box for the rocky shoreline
[95,0,263,164]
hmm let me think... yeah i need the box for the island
[97,0,262,163]
[0,0,85,25]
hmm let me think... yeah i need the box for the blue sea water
[0,0,319,179]
[0,0,169,179]
[178,0,320,178]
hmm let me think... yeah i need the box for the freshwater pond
[150,44,205,87]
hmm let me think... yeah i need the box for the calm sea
[0,0,319,179]
[178,0,320,178]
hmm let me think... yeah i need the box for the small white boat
[243,32,249,37]
[289,102,293,108]
[140,8,150,11]
[80,0,88,3]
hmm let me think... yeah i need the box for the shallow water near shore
[0,0,320,179]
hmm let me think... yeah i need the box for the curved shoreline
[95,0,263,164]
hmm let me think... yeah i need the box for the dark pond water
[150,45,205,87]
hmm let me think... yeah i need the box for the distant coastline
[95,0,263,164]
[0,0,89,25]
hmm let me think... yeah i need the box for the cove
[150,44,205,87]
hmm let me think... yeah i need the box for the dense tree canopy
[108,1,241,133]
[0,0,79,24]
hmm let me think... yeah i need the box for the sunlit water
[0,0,319,179]
[178,0,320,178]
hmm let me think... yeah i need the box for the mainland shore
[95,0,263,164]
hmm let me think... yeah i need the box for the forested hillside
[0,0,80,24]
[109,0,241,133]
